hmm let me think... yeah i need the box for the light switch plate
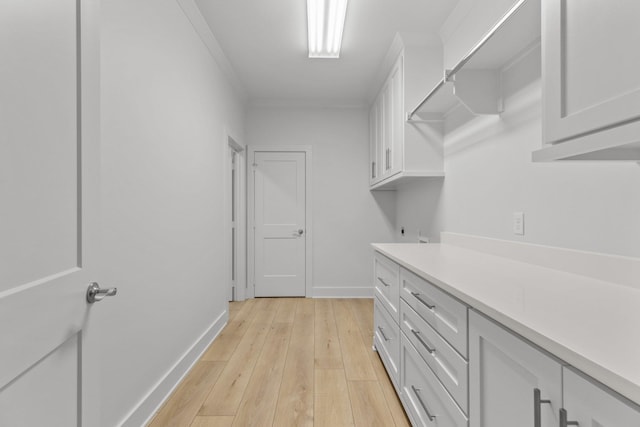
[513,212,525,235]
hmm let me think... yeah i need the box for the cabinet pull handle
[411,292,436,310]
[411,386,436,422]
[411,329,436,354]
[377,326,391,342]
[534,388,551,427]
[559,408,579,427]
[372,162,376,178]
[377,277,391,287]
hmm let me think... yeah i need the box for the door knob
[86,282,117,303]
[297,229,304,236]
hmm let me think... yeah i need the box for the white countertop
[372,242,640,406]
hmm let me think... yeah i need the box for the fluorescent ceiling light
[307,0,348,58]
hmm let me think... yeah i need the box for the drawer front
[400,267,468,357]
[374,296,400,387]
[400,300,468,413]
[374,252,400,321]
[400,335,468,427]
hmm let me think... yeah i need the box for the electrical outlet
[513,212,525,235]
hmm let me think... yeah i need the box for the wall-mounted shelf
[407,0,541,121]
[370,170,445,191]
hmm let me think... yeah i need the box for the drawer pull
[410,329,435,354]
[559,408,579,427]
[378,326,391,342]
[411,386,436,422]
[411,292,435,310]
[377,277,391,287]
[534,388,551,427]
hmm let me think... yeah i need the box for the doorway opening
[226,132,246,301]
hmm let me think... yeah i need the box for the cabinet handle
[534,388,551,427]
[411,386,436,422]
[377,326,391,342]
[559,408,579,427]
[371,162,376,178]
[377,277,391,287]
[411,291,436,310]
[411,329,436,354]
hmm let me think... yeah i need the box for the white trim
[175,0,247,101]
[312,286,374,298]
[247,146,313,298]
[119,310,228,427]
[224,128,246,301]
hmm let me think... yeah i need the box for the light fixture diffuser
[307,0,348,58]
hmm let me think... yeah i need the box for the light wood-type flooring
[147,298,410,427]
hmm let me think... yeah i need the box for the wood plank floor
[148,298,410,427]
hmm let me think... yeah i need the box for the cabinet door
[469,311,561,427]
[375,93,384,182]
[562,368,640,427]
[543,1,640,144]
[369,102,380,184]
[389,55,404,176]
[381,81,393,178]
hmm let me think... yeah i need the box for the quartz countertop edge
[372,243,640,407]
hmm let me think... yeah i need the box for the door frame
[224,128,247,301]
[247,146,313,298]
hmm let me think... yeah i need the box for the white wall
[99,1,245,425]
[395,1,640,258]
[247,106,396,297]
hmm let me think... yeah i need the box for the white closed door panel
[254,151,306,297]
[0,0,101,425]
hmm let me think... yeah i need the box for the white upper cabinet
[534,1,640,161]
[369,97,380,184]
[369,34,445,190]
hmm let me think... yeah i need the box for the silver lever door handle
[87,282,117,303]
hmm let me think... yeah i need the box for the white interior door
[0,0,101,425]
[253,151,306,297]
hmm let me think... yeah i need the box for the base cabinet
[373,250,640,427]
[469,311,561,427]
[470,310,640,427]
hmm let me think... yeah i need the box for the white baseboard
[312,286,373,298]
[119,310,228,427]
